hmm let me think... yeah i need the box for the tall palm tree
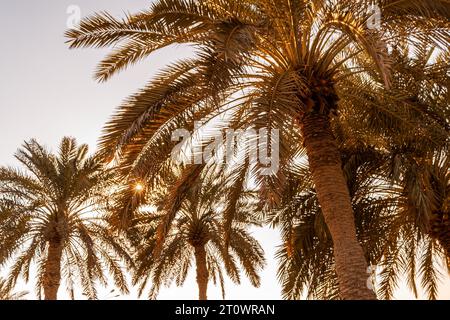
[273,144,449,300]
[0,138,133,300]
[271,143,392,299]
[66,0,449,299]
[0,278,28,300]
[273,43,449,299]
[128,166,265,300]
[341,44,450,299]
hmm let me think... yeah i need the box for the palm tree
[273,145,449,300]
[345,44,450,299]
[0,278,28,300]
[271,39,449,299]
[128,166,265,300]
[271,143,393,299]
[0,138,133,300]
[376,149,449,300]
[273,42,449,299]
[66,0,449,299]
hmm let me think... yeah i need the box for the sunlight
[134,182,144,192]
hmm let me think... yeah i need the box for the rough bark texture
[43,240,62,300]
[194,245,209,300]
[300,112,376,300]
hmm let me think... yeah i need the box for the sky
[0,0,448,300]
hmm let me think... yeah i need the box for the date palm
[273,42,449,300]
[377,150,449,300]
[128,166,265,300]
[350,44,450,300]
[273,144,449,300]
[66,0,449,299]
[271,143,392,299]
[0,138,133,300]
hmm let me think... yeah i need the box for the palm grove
[0,0,449,300]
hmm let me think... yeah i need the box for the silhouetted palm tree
[0,138,133,300]
[129,166,265,300]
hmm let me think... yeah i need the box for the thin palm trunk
[194,245,208,300]
[299,112,376,300]
[43,239,62,300]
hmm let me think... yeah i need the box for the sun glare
[134,183,144,192]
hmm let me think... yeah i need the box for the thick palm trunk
[299,112,376,300]
[43,240,62,300]
[194,245,209,300]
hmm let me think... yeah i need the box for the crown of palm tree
[128,167,265,299]
[0,138,133,300]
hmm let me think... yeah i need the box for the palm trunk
[43,240,62,300]
[194,245,208,300]
[299,112,376,300]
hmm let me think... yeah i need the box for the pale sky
[0,0,448,300]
